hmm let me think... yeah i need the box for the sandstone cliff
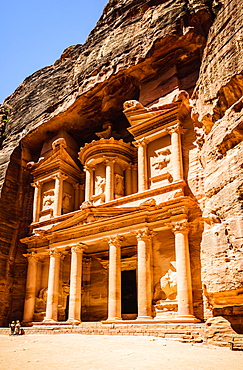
[0,0,242,329]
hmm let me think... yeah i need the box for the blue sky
[0,0,108,103]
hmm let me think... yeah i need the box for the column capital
[31,181,43,188]
[73,183,80,190]
[131,163,138,170]
[23,252,39,261]
[133,137,148,147]
[52,172,68,181]
[49,248,65,259]
[83,257,92,267]
[83,165,95,172]
[107,235,123,247]
[103,156,116,164]
[166,123,185,135]
[71,243,88,253]
[135,227,153,241]
[171,220,189,234]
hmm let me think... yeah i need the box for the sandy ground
[0,334,243,370]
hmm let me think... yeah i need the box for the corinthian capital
[171,220,189,234]
[133,138,148,148]
[49,248,65,259]
[71,243,87,253]
[31,181,43,189]
[166,123,185,135]
[135,227,153,241]
[52,172,68,181]
[23,252,39,261]
[107,235,123,247]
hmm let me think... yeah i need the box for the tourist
[9,321,15,335]
[14,320,21,335]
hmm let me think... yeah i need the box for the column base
[106,317,122,322]
[42,318,57,324]
[136,316,153,321]
[66,319,81,324]
[175,315,201,323]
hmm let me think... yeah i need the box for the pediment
[49,206,139,233]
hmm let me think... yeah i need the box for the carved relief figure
[115,173,124,196]
[153,262,177,303]
[152,148,171,172]
[153,262,178,318]
[42,190,54,210]
[95,176,106,195]
[62,193,72,214]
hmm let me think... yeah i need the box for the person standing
[14,320,21,335]
[9,321,15,335]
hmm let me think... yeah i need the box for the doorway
[121,270,137,318]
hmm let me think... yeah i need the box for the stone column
[125,164,132,196]
[22,253,38,323]
[68,244,86,323]
[131,164,138,194]
[32,181,42,222]
[136,228,153,320]
[44,249,63,322]
[134,139,148,192]
[84,166,94,202]
[105,158,115,202]
[107,236,122,321]
[73,183,80,210]
[168,124,184,182]
[53,173,67,217]
[172,221,194,319]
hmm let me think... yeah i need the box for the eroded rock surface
[0,0,242,330]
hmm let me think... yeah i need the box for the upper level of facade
[27,91,191,235]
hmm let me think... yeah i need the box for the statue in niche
[42,190,54,210]
[34,287,48,320]
[153,262,178,318]
[62,193,72,214]
[152,148,171,171]
[115,173,124,196]
[95,122,120,139]
[95,176,106,195]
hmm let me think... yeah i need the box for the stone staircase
[0,322,205,343]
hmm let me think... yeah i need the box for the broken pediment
[28,137,81,181]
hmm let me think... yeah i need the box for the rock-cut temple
[21,93,201,325]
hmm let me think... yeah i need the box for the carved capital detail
[103,156,116,165]
[133,137,148,147]
[166,123,185,135]
[23,252,39,261]
[31,181,43,189]
[49,248,65,259]
[71,243,87,253]
[171,220,189,234]
[83,165,95,172]
[107,235,123,247]
[135,227,153,241]
[52,172,68,181]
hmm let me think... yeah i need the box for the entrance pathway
[0,334,242,370]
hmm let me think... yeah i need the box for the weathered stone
[0,0,242,336]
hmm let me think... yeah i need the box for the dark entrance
[65,295,69,321]
[121,270,137,316]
